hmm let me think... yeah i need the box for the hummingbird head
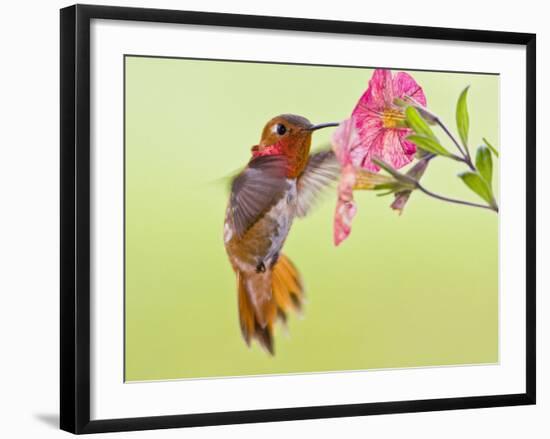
[251,114,338,177]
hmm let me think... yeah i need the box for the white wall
[0,0,545,437]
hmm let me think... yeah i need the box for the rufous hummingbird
[224,114,339,354]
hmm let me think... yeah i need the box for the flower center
[381,109,405,129]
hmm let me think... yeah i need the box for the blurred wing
[207,167,243,191]
[230,155,288,238]
[296,150,340,217]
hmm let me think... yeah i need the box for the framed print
[60,4,536,434]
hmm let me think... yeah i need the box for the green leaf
[405,106,437,140]
[475,146,493,187]
[407,134,452,157]
[458,171,495,207]
[456,86,470,149]
[482,137,499,158]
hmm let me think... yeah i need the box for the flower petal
[349,115,384,171]
[391,190,412,215]
[392,72,427,106]
[347,70,423,172]
[331,118,358,165]
[398,129,417,155]
[353,108,383,143]
[333,165,357,246]
[334,198,357,246]
[367,127,417,171]
[378,130,416,169]
[352,69,394,118]
[353,126,386,172]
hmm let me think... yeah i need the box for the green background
[125,56,499,381]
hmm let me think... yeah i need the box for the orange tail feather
[237,254,304,354]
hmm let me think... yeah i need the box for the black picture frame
[60,3,536,434]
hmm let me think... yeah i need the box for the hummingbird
[224,114,340,354]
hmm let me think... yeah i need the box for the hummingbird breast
[225,179,297,274]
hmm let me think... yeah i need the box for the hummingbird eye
[275,123,287,136]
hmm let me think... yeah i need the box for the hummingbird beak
[307,122,340,132]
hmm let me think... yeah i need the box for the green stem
[436,120,475,171]
[416,182,498,212]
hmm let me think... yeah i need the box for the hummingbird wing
[229,155,288,238]
[296,150,340,217]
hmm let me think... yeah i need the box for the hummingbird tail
[237,272,275,355]
[236,254,304,355]
[271,254,304,318]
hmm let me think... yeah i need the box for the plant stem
[436,120,475,171]
[416,182,498,212]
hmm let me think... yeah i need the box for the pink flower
[350,69,427,171]
[331,69,426,245]
[332,119,358,245]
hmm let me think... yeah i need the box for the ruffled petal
[331,118,358,166]
[347,70,424,172]
[398,129,417,155]
[334,198,357,246]
[376,130,415,169]
[353,69,394,118]
[354,105,383,136]
[333,165,357,246]
[348,114,383,171]
[392,72,427,106]
[352,123,386,172]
